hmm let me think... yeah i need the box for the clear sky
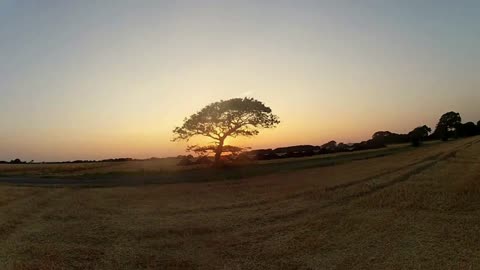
[1,1,479,161]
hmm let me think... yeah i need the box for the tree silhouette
[321,140,337,151]
[372,131,409,144]
[434,111,461,141]
[10,158,24,164]
[408,125,431,146]
[173,97,280,165]
[458,122,478,137]
[372,131,392,140]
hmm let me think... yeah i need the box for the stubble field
[0,136,479,269]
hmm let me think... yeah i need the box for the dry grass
[0,137,479,269]
[0,158,184,177]
[0,143,415,178]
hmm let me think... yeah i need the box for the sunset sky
[1,1,479,161]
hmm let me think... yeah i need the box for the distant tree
[273,145,319,154]
[173,98,280,165]
[372,131,392,141]
[477,121,480,133]
[10,158,24,164]
[352,139,385,151]
[336,143,350,152]
[459,122,478,137]
[372,131,409,144]
[434,111,462,141]
[321,140,337,151]
[408,125,432,147]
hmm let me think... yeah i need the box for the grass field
[0,137,479,269]
[0,143,423,186]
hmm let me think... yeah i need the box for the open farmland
[0,137,479,269]
[0,143,421,186]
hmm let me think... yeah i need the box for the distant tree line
[238,138,386,161]
[0,158,29,164]
[0,157,136,165]
[371,112,479,146]
[0,109,480,165]
[178,111,479,165]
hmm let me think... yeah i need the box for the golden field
[0,143,414,180]
[0,158,183,177]
[0,136,479,269]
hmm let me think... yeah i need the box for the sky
[0,0,479,161]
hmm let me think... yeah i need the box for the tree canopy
[457,122,478,137]
[408,125,432,146]
[409,125,431,138]
[434,111,461,141]
[173,97,280,165]
[372,131,409,144]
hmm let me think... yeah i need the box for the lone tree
[173,97,280,165]
[434,111,461,141]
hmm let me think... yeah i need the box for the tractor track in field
[318,138,478,206]
[167,155,446,217]
[323,152,445,192]
[326,138,479,193]
[161,139,479,218]
[0,138,478,222]
[246,139,480,226]
[0,138,476,264]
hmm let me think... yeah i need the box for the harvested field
[0,137,479,269]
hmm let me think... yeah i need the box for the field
[0,143,417,185]
[0,137,479,269]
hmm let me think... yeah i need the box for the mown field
[0,143,418,186]
[0,137,479,269]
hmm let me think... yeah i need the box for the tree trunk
[214,139,225,166]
